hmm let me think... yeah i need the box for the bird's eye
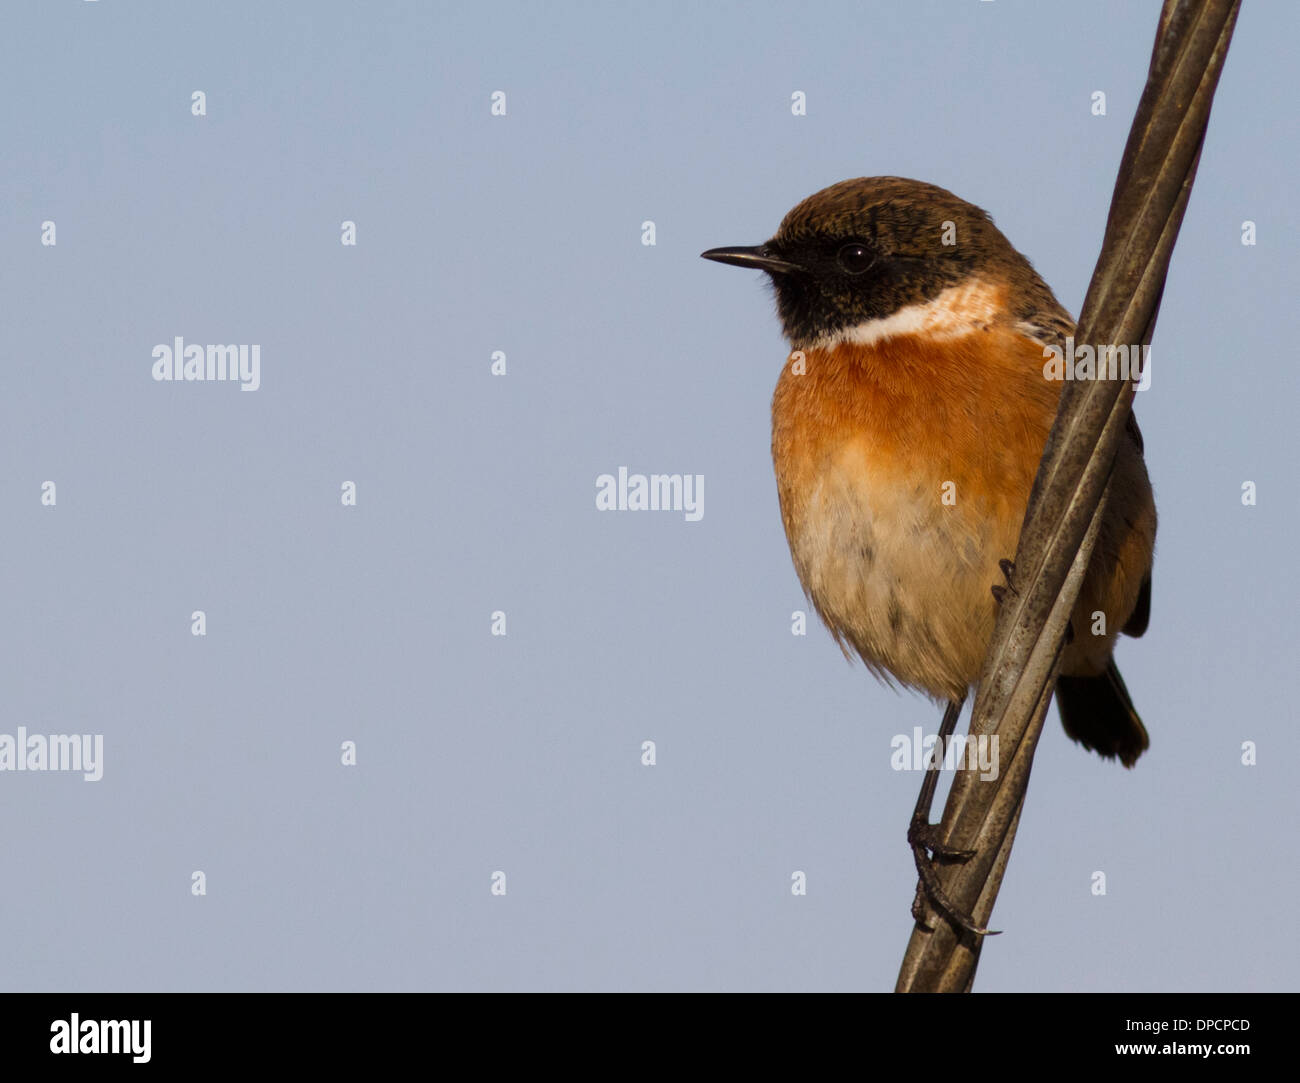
[836,242,874,274]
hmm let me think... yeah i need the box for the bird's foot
[990,558,1018,606]
[905,697,999,936]
[907,816,1000,936]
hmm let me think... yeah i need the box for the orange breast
[769,321,1064,698]
[773,325,1061,524]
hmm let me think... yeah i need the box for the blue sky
[0,0,1295,991]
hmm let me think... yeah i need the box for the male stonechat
[703,177,1156,931]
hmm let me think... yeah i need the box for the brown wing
[1123,573,1151,637]
[1120,409,1151,637]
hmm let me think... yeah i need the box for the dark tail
[1055,661,1149,767]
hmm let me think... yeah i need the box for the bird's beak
[700,245,801,274]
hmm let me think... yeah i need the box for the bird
[702,177,1156,930]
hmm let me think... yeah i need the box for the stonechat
[702,176,1156,766]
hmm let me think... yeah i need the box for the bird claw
[908,816,975,862]
[908,817,1001,936]
[991,559,1017,606]
[906,698,1001,937]
[993,561,1013,603]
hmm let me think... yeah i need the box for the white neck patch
[812,279,1003,350]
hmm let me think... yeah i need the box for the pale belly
[780,436,1020,701]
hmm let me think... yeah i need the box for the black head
[702,177,1036,348]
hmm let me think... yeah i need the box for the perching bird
[703,177,1156,928]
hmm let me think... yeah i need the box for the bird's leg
[907,699,969,859]
[906,696,999,936]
